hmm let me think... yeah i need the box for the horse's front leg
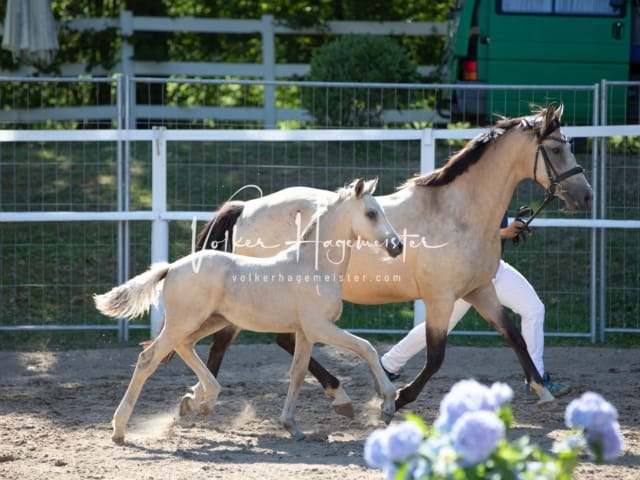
[280,332,314,441]
[466,285,554,407]
[303,321,396,425]
[395,299,452,411]
[276,332,353,418]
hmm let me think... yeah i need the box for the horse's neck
[293,203,354,276]
[454,133,532,229]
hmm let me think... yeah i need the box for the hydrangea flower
[363,420,423,473]
[386,421,424,462]
[565,392,625,461]
[364,380,624,479]
[451,410,505,466]
[435,378,513,434]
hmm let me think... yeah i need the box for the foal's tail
[195,201,245,251]
[93,262,171,320]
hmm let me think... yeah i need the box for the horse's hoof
[333,402,355,419]
[179,396,194,417]
[536,398,557,410]
[380,408,395,425]
[199,399,215,417]
[111,432,125,444]
[286,427,305,441]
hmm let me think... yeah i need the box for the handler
[380,212,570,397]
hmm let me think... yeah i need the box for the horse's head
[526,103,593,211]
[345,178,403,257]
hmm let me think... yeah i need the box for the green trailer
[443,0,639,124]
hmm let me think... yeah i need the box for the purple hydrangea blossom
[364,428,389,469]
[585,422,625,461]
[565,392,624,461]
[435,379,513,434]
[451,410,506,466]
[386,421,424,462]
[364,421,424,472]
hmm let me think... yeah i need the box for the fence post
[261,15,276,128]
[116,75,130,342]
[414,128,436,326]
[150,127,168,338]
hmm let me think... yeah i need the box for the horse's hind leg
[280,332,314,441]
[180,314,230,416]
[112,329,176,443]
[174,341,222,417]
[276,332,353,419]
[207,323,241,376]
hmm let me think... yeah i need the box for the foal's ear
[353,178,366,198]
[364,177,378,195]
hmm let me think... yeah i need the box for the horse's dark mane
[401,115,538,189]
[195,201,244,251]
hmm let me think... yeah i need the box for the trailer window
[499,0,622,16]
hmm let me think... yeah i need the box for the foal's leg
[280,332,314,441]
[112,328,177,443]
[465,285,554,406]
[395,299,453,411]
[276,333,353,418]
[208,327,353,418]
[180,314,230,416]
[174,340,222,417]
[304,321,396,424]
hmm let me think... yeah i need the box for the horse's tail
[93,262,171,320]
[195,201,245,251]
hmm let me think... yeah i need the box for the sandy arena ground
[0,343,638,479]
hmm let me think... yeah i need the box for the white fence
[1,124,639,343]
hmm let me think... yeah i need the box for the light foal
[94,178,403,443]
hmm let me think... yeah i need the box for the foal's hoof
[199,398,216,417]
[179,395,194,417]
[333,402,355,419]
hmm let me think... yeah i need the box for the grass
[1,136,639,350]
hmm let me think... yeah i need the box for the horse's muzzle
[386,238,403,258]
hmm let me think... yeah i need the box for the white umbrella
[2,0,59,67]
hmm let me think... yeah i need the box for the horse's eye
[366,210,378,220]
[552,147,561,154]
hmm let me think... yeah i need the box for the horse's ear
[555,103,564,120]
[364,177,378,195]
[353,178,365,198]
[544,102,556,127]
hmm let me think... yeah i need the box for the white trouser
[381,260,546,377]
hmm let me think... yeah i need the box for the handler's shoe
[380,359,401,382]
[525,373,571,398]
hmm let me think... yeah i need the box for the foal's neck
[293,201,356,277]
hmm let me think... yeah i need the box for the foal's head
[342,178,403,258]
